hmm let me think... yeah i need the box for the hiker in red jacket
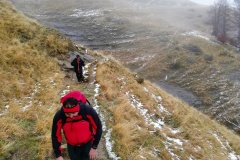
[51,91,102,160]
[71,55,85,82]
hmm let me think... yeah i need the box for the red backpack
[60,90,90,105]
[60,90,91,127]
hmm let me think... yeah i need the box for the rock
[135,75,144,84]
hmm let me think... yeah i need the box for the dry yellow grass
[0,0,75,159]
[1,0,240,159]
[95,56,240,159]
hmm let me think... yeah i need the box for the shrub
[204,54,213,62]
[186,56,197,64]
[183,44,203,55]
[170,59,181,69]
[135,76,144,84]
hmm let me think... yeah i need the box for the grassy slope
[0,0,74,159]
[0,0,240,159]
[104,2,240,131]
[112,22,240,131]
[96,56,240,159]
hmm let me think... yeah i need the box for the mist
[10,0,210,50]
[190,0,235,5]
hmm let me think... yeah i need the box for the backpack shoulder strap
[86,99,91,106]
[79,102,88,120]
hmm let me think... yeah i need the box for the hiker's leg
[76,72,81,82]
[81,140,92,160]
[80,73,83,81]
[67,141,91,160]
[67,144,82,160]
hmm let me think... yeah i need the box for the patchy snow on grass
[151,94,170,114]
[60,86,70,97]
[21,82,41,111]
[90,67,97,84]
[0,105,9,116]
[126,91,167,130]
[105,129,121,160]
[22,102,32,112]
[181,30,211,41]
[83,63,91,79]
[213,133,239,160]
[70,9,103,18]
[164,142,181,160]
[93,83,107,132]
[125,89,187,159]
[131,54,154,63]
[92,66,120,159]
[117,77,126,92]
[49,77,57,86]
[166,136,183,146]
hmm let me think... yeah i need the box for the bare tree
[221,0,229,36]
[210,0,230,38]
[234,0,240,41]
[211,2,221,36]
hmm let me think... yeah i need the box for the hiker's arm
[51,111,63,158]
[89,148,98,160]
[71,59,76,66]
[88,107,102,149]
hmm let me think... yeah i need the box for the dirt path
[62,56,109,160]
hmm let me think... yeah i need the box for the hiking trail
[59,52,109,160]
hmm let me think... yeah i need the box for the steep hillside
[0,0,240,160]
[8,0,240,134]
[95,56,240,159]
[127,31,240,133]
[0,0,74,102]
[0,0,74,159]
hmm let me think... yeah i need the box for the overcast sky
[190,0,235,5]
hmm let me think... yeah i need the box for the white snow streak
[213,133,239,160]
[92,63,121,160]
[125,90,184,159]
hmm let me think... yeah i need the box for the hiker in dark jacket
[71,55,85,82]
[51,92,102,160]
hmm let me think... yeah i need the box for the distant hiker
[52,91,102,160]
[71,55,85,82]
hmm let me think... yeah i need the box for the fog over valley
[190,0,234,5]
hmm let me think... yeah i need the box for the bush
[204,54,213,62]
[135,74,144,84]
[186,56,197,64]
[170,59,181,69]
[183,44,203,55]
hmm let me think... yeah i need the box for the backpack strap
[79,102,88,120]
[79,103,93,133]
[86,99,91,106]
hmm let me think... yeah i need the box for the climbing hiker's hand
[89,148,98,160]
[56,156,64,160]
